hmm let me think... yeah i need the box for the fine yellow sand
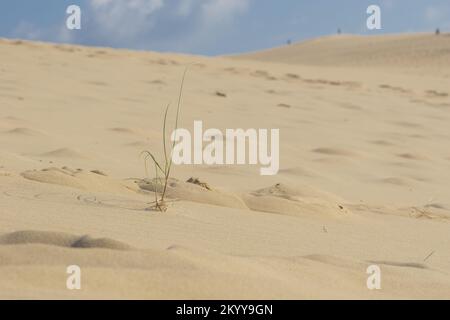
[1,34,450,299]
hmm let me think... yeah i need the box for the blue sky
[0,0,449,55]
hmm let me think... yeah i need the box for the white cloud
[90,0,164,14]
[85,0,251,51]
[201,0,250,24]
[12,21,75,43]
[11,0,251,53]
[174,0,250,52]
[88,0,164,40]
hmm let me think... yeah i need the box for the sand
[0,34,450,299]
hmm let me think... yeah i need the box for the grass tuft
[141,67,189,212]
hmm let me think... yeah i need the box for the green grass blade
[141,150,165,175]
[166,66,189,179]
[162,103,171,176]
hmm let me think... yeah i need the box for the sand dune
[0,35,450,299]
[235,33,450,70]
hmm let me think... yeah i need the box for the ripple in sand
[0,230,132,251]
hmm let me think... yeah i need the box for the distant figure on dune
[287,39,292,45]
[337,28,342,35]
[435,28,440,35]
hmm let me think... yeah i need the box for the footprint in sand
[250,70,277,81]
[379,84,411,94]
[0,170,13,177]
[215,91,227,98]
[108,127,140,135]
[425,90,448,98]
[302,78,361,88]
[396,152,428,161]
[285,73,301,80]
[312,147,356,157]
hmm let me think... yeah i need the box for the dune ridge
[235,33,450,69]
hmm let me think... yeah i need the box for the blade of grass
[162,67,189,201]
[154,162,159,209]
[162,103,171,176]
[141,65,192,209]
[141,150,165,175]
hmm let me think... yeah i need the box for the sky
[0,0,449,56]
